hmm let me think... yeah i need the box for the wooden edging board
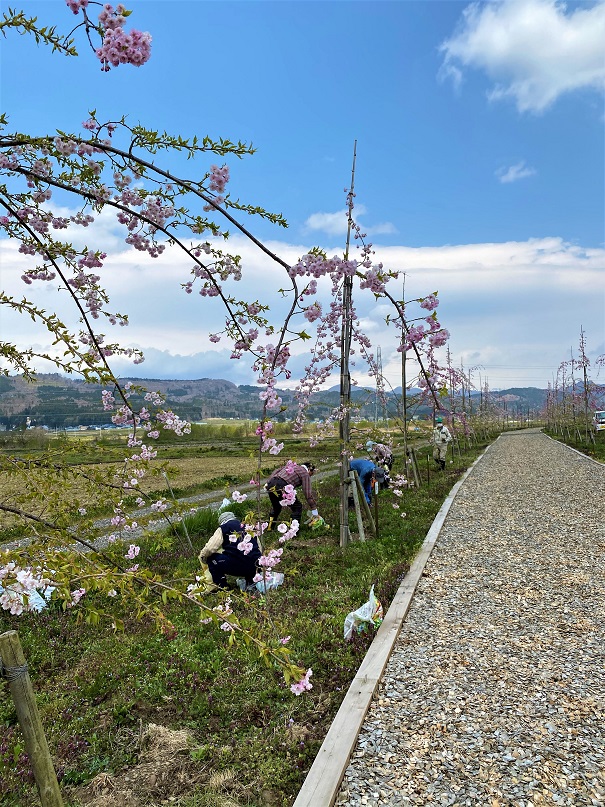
[292,445,492,807]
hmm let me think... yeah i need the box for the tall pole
[339,141,357,549]
[580,326,591,440]
[400,278,408,462]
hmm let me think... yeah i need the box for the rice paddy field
[0,424,347,535]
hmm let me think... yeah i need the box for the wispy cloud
[439,0,605,113]
[496,160,537,184]
[304,205,396,237]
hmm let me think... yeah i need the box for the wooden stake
[348,471,365,542]
[0,631,63,807]
[354,471,375,536]
[409,447,421,489]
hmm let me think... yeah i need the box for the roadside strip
[292,445,491,807]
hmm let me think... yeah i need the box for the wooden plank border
[292,447,491,807]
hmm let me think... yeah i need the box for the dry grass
[137,456,261,493]
[0,456,263,532]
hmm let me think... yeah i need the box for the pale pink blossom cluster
[0,564,52,615]
[420,293,439,311]
[289,253,357,284]
[280,484,296,506]
[110,511,126,528]
[213,597,233,617]
[66,0,88,13]
[258,386,283,413]
[102,389,115,410]
[209,164,230,194]
[95,4,152,71]
[70,588,86,605]
[276,519,299,543]
[150,498,168,513]
[155,410,191,436]
[303,301,322,323]
[128,444,157,462]
[429,328,450,348]
[290,668,313,695]
[144,390,165,406]
[389,474,409,516]
[231,491,248,504]
[236,535,255,556]
[255,419,284,454]
[255,548,283,576]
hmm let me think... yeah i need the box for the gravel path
[336,430,605,807]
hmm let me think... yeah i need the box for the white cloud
[305,208,351,237]
[440,0,605,113]
[304,205,396,237]
[496,160,537,183]
[2,222,604,391]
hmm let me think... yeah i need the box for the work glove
[305,514,328,530]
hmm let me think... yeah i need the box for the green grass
[0,435,495,807]
[543,427,605,463]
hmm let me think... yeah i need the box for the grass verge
[543,428,605,463]
[0,436,494,807]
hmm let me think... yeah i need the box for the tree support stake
[0,630,63,807]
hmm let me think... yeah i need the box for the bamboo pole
[0,631,63,807]
[338,142,357,550]
[373,478,379,540]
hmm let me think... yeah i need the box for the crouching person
[350,458,379,505]
[198,511,261,590]
[265,461,320,528]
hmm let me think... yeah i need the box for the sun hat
[218,511,237,525]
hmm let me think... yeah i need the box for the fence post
[0,631,64,807]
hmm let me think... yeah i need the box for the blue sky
[2,0,604,391]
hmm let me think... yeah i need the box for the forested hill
[0,373,551,429]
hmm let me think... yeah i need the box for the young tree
[1,2,454,687]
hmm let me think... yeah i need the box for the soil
[72,723,243,807]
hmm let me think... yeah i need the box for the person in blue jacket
[350,458,380,504]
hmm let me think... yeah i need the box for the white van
[592,411,605,432]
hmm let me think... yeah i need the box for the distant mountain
[0,373,559,430]
[0,375,293,428]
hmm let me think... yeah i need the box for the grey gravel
[336,430,605,807]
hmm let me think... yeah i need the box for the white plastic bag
[344,584,383,640]
[255,572,284,593]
